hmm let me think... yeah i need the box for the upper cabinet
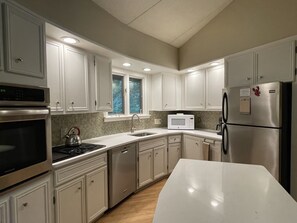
[183,65,224,111]
[0,2,46,86]
[151,73,181,111]
[94,55,112,112]
[225,40,295,87]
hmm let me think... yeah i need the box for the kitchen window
[105,69,150,121]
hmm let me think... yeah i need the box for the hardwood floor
[97,178,167,223]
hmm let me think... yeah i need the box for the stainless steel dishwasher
[108,143,136,208]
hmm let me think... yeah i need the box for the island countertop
[153,159,297,223]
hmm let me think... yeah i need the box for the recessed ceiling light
[143,68,151,72]
[62,37,79,44]
[187,69,195,72]
[123,63,131,67]
[210,62,220,66]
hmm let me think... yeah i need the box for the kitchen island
[153,159,297,223]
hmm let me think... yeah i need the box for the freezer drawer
[222,124,280,180]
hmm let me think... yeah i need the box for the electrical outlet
[154,119,161,125]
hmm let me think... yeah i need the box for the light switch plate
[154,119,161,125]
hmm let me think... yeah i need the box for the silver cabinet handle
[23,202,28,207]
[121,149,128,154]
[15,57,24,63]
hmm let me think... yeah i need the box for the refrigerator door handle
[222,92,228,123]
[222,124,228,155]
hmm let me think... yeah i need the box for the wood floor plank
[97,178,167,223]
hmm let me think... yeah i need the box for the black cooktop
[52,143,106,163]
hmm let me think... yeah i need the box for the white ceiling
[92,0,233,47]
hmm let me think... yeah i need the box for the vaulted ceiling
[92,0,233,47]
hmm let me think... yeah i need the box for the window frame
[104,68,150,122]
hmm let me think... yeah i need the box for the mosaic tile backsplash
[51,111,221,146]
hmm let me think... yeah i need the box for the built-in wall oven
[0,83,51,191]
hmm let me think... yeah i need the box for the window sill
[104,114,151,122]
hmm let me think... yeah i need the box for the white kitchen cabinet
[86,166,108,223]
[206,66,224,110]
[225,40,295,87]
[168,143,181,173]
[94,55,112,111]
[151,73,181,111]
[138,137,168,188]
[10,174,51,223]
[46,40,64,113]
[53,153,107,223]
[0,197,9,223]
[64,45,89,112]
[138,149,154,188]
[255,40,294,83]
[153,145,167,180]
[182,135,205,160]
[55,177,85,223]
[184,70,205,110]
[225,52,254,87]
[0,2,46,86]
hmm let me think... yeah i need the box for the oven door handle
[0,109,49,117]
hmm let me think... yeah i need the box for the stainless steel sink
[129,132,156,137]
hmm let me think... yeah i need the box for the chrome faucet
[131,114,140,133]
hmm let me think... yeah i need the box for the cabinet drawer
[54,153,107,186]
[168,135,181,144]
[139,137,167,152]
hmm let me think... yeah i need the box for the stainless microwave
[0,83,51,191]
[168,114,195,130]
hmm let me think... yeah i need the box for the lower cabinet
[182,135,205,159]
[168,135,182,173]
[0,197,9,223]
[54,153,108,223]
[9,174,51,223]
[138,137,167,189]
[209,140,222,162]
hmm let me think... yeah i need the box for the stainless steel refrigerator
[222,82,291,191]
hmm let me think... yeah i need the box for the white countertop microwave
[168,114,195,130]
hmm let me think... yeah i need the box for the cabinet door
[95,55,112,111]
[0,198,9,223]
[206,66,224,110]
[182,135,205,160]
[11,176,51,223]
[168,143,181,173]
[3,3,45,78]
[153,145,167,179]
[64,46,89,112]
[225,52,254,87]
[256,41,295,83]
[86,166,108,223]
[55,177,85,223]
[184,70,205,110]
[162,74,177,110]
[46,40,64,112]
[138,149,153,188]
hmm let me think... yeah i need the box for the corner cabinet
[151,73,181,111]
[138,137,168,188]
[0,197,9,223]
[182,135,205,160]
[54,153,108,223]
[225,40,295,87]
[0,2,46,86]
[94,55,112,111]
[183,65,224,111]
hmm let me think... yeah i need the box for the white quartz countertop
[153,159,297,223]
[52,128,221,168]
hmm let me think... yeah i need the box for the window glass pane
[129,78,142,114]
[110,75,124,114]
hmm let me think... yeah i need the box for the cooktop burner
[52,143,106,162]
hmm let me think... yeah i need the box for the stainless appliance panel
[109,144,136,208]
[222,124,280,180]
[224,82,281,127]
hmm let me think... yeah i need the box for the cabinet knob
[15,57,24,63]
[148,155,151,159]
[196,142,199,146]
[91,180,94,183]
[78,187,81,190]
[22,202,28,207]
[258,75,264,79]
[155,152,158,156]
[200,103,203,106]
[71,102,74,105]
[165,104,168,107]
[246,77,251,81]
[107,102,111,105]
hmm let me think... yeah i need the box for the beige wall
[179,0,297,69]
[14,0,178,69]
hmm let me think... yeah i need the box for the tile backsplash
[51,111,221,146]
